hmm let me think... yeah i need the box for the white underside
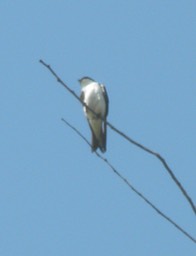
[82,82,106,117]
[82,82,106,139]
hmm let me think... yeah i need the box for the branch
[39,59,196,215]
[61,118,196,244]
[107,122,196,215]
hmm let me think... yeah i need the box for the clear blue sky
[1,1,196,255]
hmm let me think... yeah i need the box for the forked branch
[39,59,196,215]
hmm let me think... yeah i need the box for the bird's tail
[91,120,106,153]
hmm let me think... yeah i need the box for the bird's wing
[100,83,109,152]
[80,91,84,102]
[100,84,109,117]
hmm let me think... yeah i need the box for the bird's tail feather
[91,132,99,152]
[90,120,107,153]
[91,130,106,153]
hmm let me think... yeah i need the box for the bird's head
[78,77,95,87]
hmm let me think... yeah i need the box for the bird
[79,77,109,153]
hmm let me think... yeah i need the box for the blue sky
[1,0,196,255]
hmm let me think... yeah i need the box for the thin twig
[40,59,196,215]
[61,118,196,244]
[107,122,196,215]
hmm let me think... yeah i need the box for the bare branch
[40,59,196,215]
[61,118,196,244]
[107,123,196,215]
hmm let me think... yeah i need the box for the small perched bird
[79,77,109,153]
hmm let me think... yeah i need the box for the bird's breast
[83,84,106,118]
